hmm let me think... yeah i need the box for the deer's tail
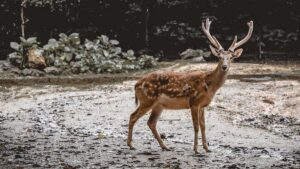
[135,93,138,106]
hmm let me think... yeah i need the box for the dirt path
[0,79,299,169]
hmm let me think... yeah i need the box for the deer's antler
[202,18,224,51]
[228,21,254,52]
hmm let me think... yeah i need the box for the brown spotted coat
[134,71,213,108]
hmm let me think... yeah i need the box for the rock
[32,163,41,167]
[181,48,203,59]
[191,56,205,63]
[245,118,255,122]
[62,163,79,169]
[262,99,275,105]
[27,48,46,69]
[11,67,22,74]
[160,133,166,139]
[44,66,62,75]
[22,68,45,77]
[167,134,174,138]
[227,164,239,169]
[1,61,13,71]
[138,151,159,156]
[15,154,22,159]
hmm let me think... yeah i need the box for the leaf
[69,33,79,38]
[8,52,22,59]
[203,51,211,58]
[64,47,71,52]
[103,50,109,57]
[20,37,27,43]
[44,38,59,51]
[27,37,37,44]
[10,42,20,51]
[20,37,39,47]
[84,40,94,50]
[48,38,57,44]
[43,44,50,50]
[75,53,83,60]
[59,33,68,42]
[65,53,73,62]
[127,49,135,56]
[109,40,119,45]
[8,52,22,66]
[59,33,67,38]
[100,35,109,45]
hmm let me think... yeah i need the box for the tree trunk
[257,25,265,63]
[21,0,28,68]
[297,25,300,57]
[21,0,26,38]
[145,8,149,49]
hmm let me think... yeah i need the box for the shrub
[8,34,157,74]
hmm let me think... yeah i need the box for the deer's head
[202,18,253,72]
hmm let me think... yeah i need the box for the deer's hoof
[127,143,136,150]
[203,144,210,152]
[162,147,171,151]
[194,148,199,154]
[129,146,136,150]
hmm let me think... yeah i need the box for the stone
[27,48,46,69]
[44,66,62,75]
[22,68,45,77]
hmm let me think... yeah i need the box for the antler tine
[229,20,254,52]
[212,36,223,50]
[202,18,224,51]
[228,35,237,52]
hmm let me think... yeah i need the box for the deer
[127,18,253,154]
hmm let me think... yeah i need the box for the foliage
[8,37,40,66]
[8,34,157,74]
[154,21,202,43]
[1,0,300,60]
[23,0,69,8]
[180,49,211,60]
[262,28,298,50]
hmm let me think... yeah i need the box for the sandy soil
[0,78,299,169]
[161,61,300,76]
[1,60,300,79]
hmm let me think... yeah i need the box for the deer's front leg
[190,105,199,154]
[199,108,209,152]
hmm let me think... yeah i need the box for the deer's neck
[206,62,228,92]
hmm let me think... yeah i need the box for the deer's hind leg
[127,103,153,150]
[147,105,169,151]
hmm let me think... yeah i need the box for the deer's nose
[222,65,228,70]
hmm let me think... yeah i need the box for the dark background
[1,0,300,60]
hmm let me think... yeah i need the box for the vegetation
[1,0,300,61]
[8,34,157,74]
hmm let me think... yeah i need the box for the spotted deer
[127,18,253,154]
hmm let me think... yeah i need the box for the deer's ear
[209,45,220,57]
[233,48,243,58]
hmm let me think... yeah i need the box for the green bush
[8,34,157,74]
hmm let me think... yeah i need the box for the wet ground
[0,78,300,169]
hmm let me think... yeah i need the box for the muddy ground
[0,76,300,168]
